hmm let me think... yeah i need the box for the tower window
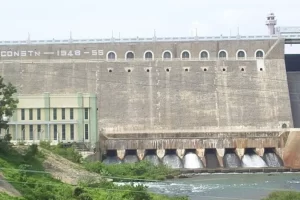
[53,108,57,120]
[237,50,246,59]
[29,109,33,120]
[144,51,153,60]
[62,125,66,140]
[107,52,116,60]
[84,108,89,119]
[126,51,134,60]
[181,51,190,60]
[21,125,25,140]
[255,50,264,58]
[70,108,74,120]
[70,124,74,140]
[163,51,172,60]
[53,125,57,140]
[200,51,209,60]
[37,108,41,120]
[21,109,25,120]
[37,125,41,140]
[218,51,227,59]
[62,108,65,120]
[85,124,89,140]
[29,125,33,140]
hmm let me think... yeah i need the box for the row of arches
[106,49,265,61]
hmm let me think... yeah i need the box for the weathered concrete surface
[102,131,287,150]
[283,130,300,168]
[0,39,293,134]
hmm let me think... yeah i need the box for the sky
[0,0,300,53]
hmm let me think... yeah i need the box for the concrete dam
[1,35,300,170]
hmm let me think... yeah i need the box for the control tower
[266,13,277,35]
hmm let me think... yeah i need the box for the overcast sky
[1,0,300,52]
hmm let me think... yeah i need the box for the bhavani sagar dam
[3,13,300,171]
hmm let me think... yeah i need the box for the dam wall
[0,38,293,134]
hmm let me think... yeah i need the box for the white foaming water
[242,154,267,168]
[102,156,122,164]
[162,155,183,169]
[123,155,139,163]
[144,155,161,166]
[264,152,283,167]
[183,152,203,169]
[223,153,241,168]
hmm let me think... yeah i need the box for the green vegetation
[262,191,300,200]
[84,160,180,181]
[39,141,82,163]
[0,138,187,200]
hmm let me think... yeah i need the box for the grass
[84,160,180,181]
[0,142,187,200]
[262,191,300,200]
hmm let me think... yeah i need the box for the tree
[0,76,18,131]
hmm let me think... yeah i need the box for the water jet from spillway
[183,150,204,169]
[223,149,241,168]
[242,149,267,168]
[162,149,183,169]
[102,150,122,164]
[123,150,139,163]
[263,148,283,167]
[144,149,161,166]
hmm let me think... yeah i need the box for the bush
[122,184,152,200]
[78,193,93,200]
[84,160,178,181]
[262,191,300,200]
[40,141,82,163]
[73,187,84,197]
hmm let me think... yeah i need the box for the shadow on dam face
[144,149,160,166]
[205,149,220,168]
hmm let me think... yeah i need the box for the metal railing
[1,34,300,45]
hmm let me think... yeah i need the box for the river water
[132,173,300,200]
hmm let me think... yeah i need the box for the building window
[107,51,116,60]
[255,50,264,58]
[85,124,89,140]
[200,51,209,60]
[29,109,33,120]
[53,108,57,120]
[126,51,134,60]
[21,125,25,140]
[6,127,9,135]
[144,51,153,60]
[54,125,57,140]
[70,108,74,120]
[37,125,41,140]
[62,108,65,120]
[162,51,172,60]
[21,109,25,120]
[29,125,33,140]
[218,50,227,59]
[181,51,190,60]
[85,108,89,120]
[37,108,41,120]
[70,124,74,140]
[62,125,65,140]
[237,50,246,59]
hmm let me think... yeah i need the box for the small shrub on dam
[84,161,178,181]
[262,191,300,200]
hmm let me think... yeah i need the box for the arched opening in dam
[205,149,220,168]
[263,148,283,167]
[144,149,160,166]
[123,149,139,163]
[242,149,267,168]
[162,149,183,169]
[183,149,204,169]
[102,150,122,164]
[223,148,241,168]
